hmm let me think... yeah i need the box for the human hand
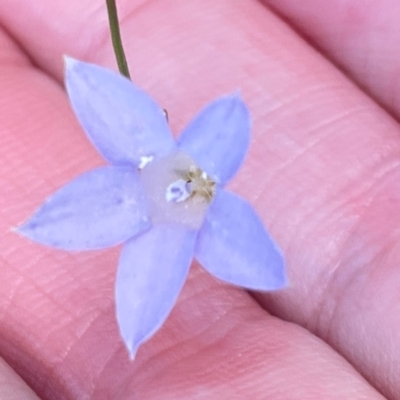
[0,1,399,399]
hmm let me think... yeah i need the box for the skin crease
[0,0,399,398]
[261,0,400,120]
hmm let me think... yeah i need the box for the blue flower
[18,58,286,358]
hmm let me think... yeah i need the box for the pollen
[185,165,216,202]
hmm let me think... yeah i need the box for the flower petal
[177,93,251,185]
[65,58,175,166]
[195,190,286,291]
[17,167,150,250]
[116,224,196,358]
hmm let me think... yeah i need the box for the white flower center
[140,151,216,230]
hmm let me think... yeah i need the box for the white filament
[138,155,154,169]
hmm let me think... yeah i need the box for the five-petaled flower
[18,58,286,358]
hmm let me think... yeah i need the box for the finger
[1,0,400,399]
[0,35,384,399]
[260,0,400,119]
[0,49,385,397]
[0,358,40,400]
[0,16,385,400]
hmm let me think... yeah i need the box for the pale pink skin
[0,1,399,399]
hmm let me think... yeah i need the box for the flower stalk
[106,0,131,79]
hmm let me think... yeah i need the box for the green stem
[106,0,131,79]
